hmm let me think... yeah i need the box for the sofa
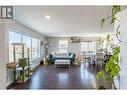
[48,53,75,64]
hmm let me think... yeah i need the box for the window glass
[9,31,22,62]
[81,41,96,54]
[88,42,95,52]
[23,35,32,59]
[32,38,38,58]
[59,40,68,53]
[81,42,88,53]
[37,40,41,57]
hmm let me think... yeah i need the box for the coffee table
[55,60,70,68]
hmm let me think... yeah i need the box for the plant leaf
[96,71,106,80]
[100,18,105,28]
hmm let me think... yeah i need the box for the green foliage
[100,18,105,28]
[96,6,122,86]
[97,39,120,82]
[105,46,120,78]
[96,71,105,80]
[106,35,110,41]
[100,6,121,28]
[111,5,121,24]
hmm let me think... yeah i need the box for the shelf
[14,67,33,84]
[6,62,17,69]
[14,76,31,83]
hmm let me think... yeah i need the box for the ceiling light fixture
[45,15,51,19]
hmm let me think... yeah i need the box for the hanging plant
[96,5,122,89]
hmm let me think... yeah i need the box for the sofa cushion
[69,53,73,58]
[54,53,69,58]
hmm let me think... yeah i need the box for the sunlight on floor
[58,73,69,86]
[80,62,97,88]
[29,72,41,89]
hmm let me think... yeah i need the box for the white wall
[0,23,6,89]
[120,8,127,89]
[5,21,46,86]
[46,37,101,55]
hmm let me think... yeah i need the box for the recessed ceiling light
[45,15,51,19]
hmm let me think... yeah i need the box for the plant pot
[44,57,49,65]
[98,86,106,89]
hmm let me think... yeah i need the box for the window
[81,41,96,54]
[22,35,32,59]
[59,40,68,53]
[32,38,38,58]
[37,40,41,57]
[9,30,41,62]
[9,31,22,62]
[88,42,95,52]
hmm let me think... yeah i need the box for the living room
[0,5,127,90]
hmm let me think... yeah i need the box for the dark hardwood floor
[8,61,112,89]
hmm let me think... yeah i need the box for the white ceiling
[15,6,114,37]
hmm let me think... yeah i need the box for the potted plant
[75,56,81,65]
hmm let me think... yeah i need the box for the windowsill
[29,56,41,62]
[7,56,41,64]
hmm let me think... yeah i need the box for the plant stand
[14,66,32,83]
